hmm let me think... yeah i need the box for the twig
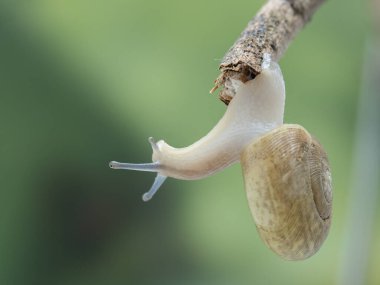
[212,0,325,104]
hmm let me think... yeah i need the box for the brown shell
[241,124,332,260]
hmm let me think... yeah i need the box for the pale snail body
[110,58,285,196]
[149,61,284,180]
[110,56,332,260]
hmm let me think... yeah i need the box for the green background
[1,0,378,284]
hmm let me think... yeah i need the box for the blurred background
[1,0,379,284]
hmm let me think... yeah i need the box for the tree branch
[212,0,325,104]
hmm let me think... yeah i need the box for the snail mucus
[109,55,332,260]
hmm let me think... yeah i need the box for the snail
[109,55,332,260]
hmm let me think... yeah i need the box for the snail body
[109,56,332,259]
[110,57,285,199]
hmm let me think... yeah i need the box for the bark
[213,0,325,104]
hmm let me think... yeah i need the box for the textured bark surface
[213,0,325,104]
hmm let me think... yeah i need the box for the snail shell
[241,124,332,260]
